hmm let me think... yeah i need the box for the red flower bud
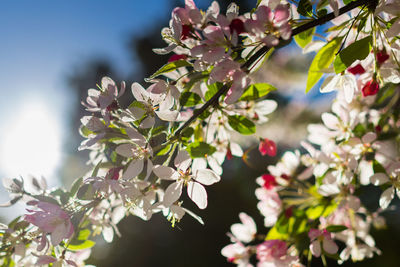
[259,138,277,157]
[376,50,389,65]
[362,80,379,97]
[262,174,277,190]
[107,167,123,180]
[181,24,192,40]
[347,64,365,75]
[168,54,187,62]
[226,147,233,160]
[229,19,245,34]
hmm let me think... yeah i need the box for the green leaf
[150,125,167,137]
[79,125,94,138]
[181,127,194,141]
[156,143,173,156]
[239,83,277,101]
[316,0,329,10]
[205,82,223,101]
[184,71,209,91]
[306,37,342,92]
[228,115,256,135]
[266,226,289,240]
[294,27,315,48]
[373,160,386,173]
[68,229,95,251]
[68,240,96,251]
[298,0,313,17]
[334,36,372,73]
[149,60,191,79]
[91,160,103,177]
[76,183,95,200]
[352,123,366,138]
[187,142,216,158]
[179,92,203,107]
[317,8,328,17]
[326,225,348,232]
[32,195,59,206]
[70,177,83,197]
[306,202,337,219]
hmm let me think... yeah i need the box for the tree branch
[174,0,373,137]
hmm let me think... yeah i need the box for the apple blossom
[25,201,74,246]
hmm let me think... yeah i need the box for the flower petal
[187,181,208,209]
[195,169,221,185]
[310,240,321,257]
[131,82,149,102]
[163,182,183,207]
[115,144,135,158]
[379,187,395,209]
[122,159,144,180]
[153,165,179,180]
[370,173,389,186]
[50,223,67,246]
[323,239,338,255]
[174,150,192,171]
[321,112,339,130]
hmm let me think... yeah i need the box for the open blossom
[25,201,74,246]
[308,229,338,257]
[320,73,358,103]
[209,58,251,104]
[257,240,301,267]
[370,162,400,209]
[153,150,220,209]
[230,213,257,243]
[245,4,291,46]
[82,76,126,124]
[221,242,253,267]
[234,99,277,124]
[115,127,153,180]
[127,82,179,128]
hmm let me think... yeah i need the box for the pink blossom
[245,4,291,46]
[25,201,74,246]
[308,229,338,257]
[82,77,125,124]
[257,240,287,262]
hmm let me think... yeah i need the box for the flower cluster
[222,0,400,266]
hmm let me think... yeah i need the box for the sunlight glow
[0,102,62,180]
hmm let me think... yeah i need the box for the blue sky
[0,0,172,110]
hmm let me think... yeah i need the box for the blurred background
[0,0,399,266]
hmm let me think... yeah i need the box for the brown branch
[174,0,373,137]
